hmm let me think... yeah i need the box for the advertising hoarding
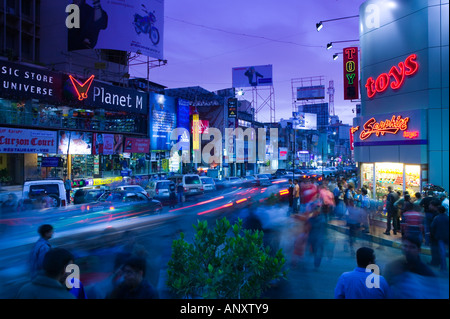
[58,131,93,155]
[124,137,150,153]
[296,85,325,100]
[93,133,115,155]
[68,0,164,60]
[293,113,317,130]
[149,93,176,151]
[232,65,273,88]
[0,127,57,154]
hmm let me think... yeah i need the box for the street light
[326,40,359,50]
[315,15,359,32]
[333,53,339,60]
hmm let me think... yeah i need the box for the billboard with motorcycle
[68,0,164,60]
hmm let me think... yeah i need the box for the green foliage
[167,217,287,299]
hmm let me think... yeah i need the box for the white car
[200,176,216,191]
[23,179,68,207]
[147,180,175,200]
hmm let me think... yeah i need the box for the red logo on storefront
[360,115,409,140]
[69,74,95,101]
[403,131,419,139]
[365,54,419,99]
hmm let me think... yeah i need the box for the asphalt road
[0,180,448,299]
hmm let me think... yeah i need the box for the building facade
[353,0,449,198]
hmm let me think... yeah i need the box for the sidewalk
[327,217,432,255]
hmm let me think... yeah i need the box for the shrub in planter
[167,217,287,299]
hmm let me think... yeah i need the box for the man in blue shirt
[334,247,390,299]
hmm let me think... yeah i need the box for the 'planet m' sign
[93,86,145,113]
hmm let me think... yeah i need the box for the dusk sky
[129,0,364,125]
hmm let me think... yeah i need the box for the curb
[326,222,432,256]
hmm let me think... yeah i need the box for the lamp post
[316,15,359,32]
[326,40,359,50]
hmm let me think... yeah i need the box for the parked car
[168,174,204,196]
[200,176,216,191]
[254,174,271,187]
[147,180,175,201]
[112,185,149,197]
[73,188,106,205]
[90,190,162,214]
[22,179,67,208]
[213,178,226,190]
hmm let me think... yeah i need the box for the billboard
[296,85,325,100]
[0,127,57,154]
[124,137,150,153]
[293,112,317,130]
[232,65,273,87]
[149,93,176,151]
[58,131,92,155]
[93,133,115,155]
[68,0,164,60]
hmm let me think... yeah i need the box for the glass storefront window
[375,162,404,199]
[405,165,421,196]
[361,163,374,197]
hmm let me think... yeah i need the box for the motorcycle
[133,4,160,45]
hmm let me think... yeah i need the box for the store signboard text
[357,115,410,140]
[365,54,419,99]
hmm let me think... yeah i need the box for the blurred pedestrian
[306,202,326,269]
[1,193,18,213]
[421,190,437,244]
[64,177,72,204]
[360,188,371,233]
[439,193,449,216]
[29,224,54,279]
[168,182,177,209]
[334,247,390,299]
[427,199,442,267]
[17,248,76,299]
[318,183,334,220]
[287,179,294,215]
[430,206,449,271]
[293,179,300,214]
[413,192,422,213]
[384,186,399,235]
[384,235,438,299]
[176,179,184,207]
[107,256,159,299]
[401,201,425,242]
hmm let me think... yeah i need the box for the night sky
[130,0,364,125]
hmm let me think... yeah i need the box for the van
[22,179,67,208]
[168,174,204,196]
[147,180,175,201]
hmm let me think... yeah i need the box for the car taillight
[156,189,159,194]
[61,199,66,206]
[184,187,188,191]
[200,188,204,191]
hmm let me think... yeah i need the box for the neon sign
[359,115,409,140]
[403,131,419,139]
[69,74,95,101]
[343,47,359,100]
[365,54,419,99]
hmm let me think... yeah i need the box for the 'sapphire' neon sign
[365,54,419,99]
[359,115,409,140]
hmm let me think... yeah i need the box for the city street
[1,180,448,299]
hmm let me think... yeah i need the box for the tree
[167,217,287,299]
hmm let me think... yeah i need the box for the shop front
[356,0,449,195]
[353,109,428,199]
[0,59,151,185]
